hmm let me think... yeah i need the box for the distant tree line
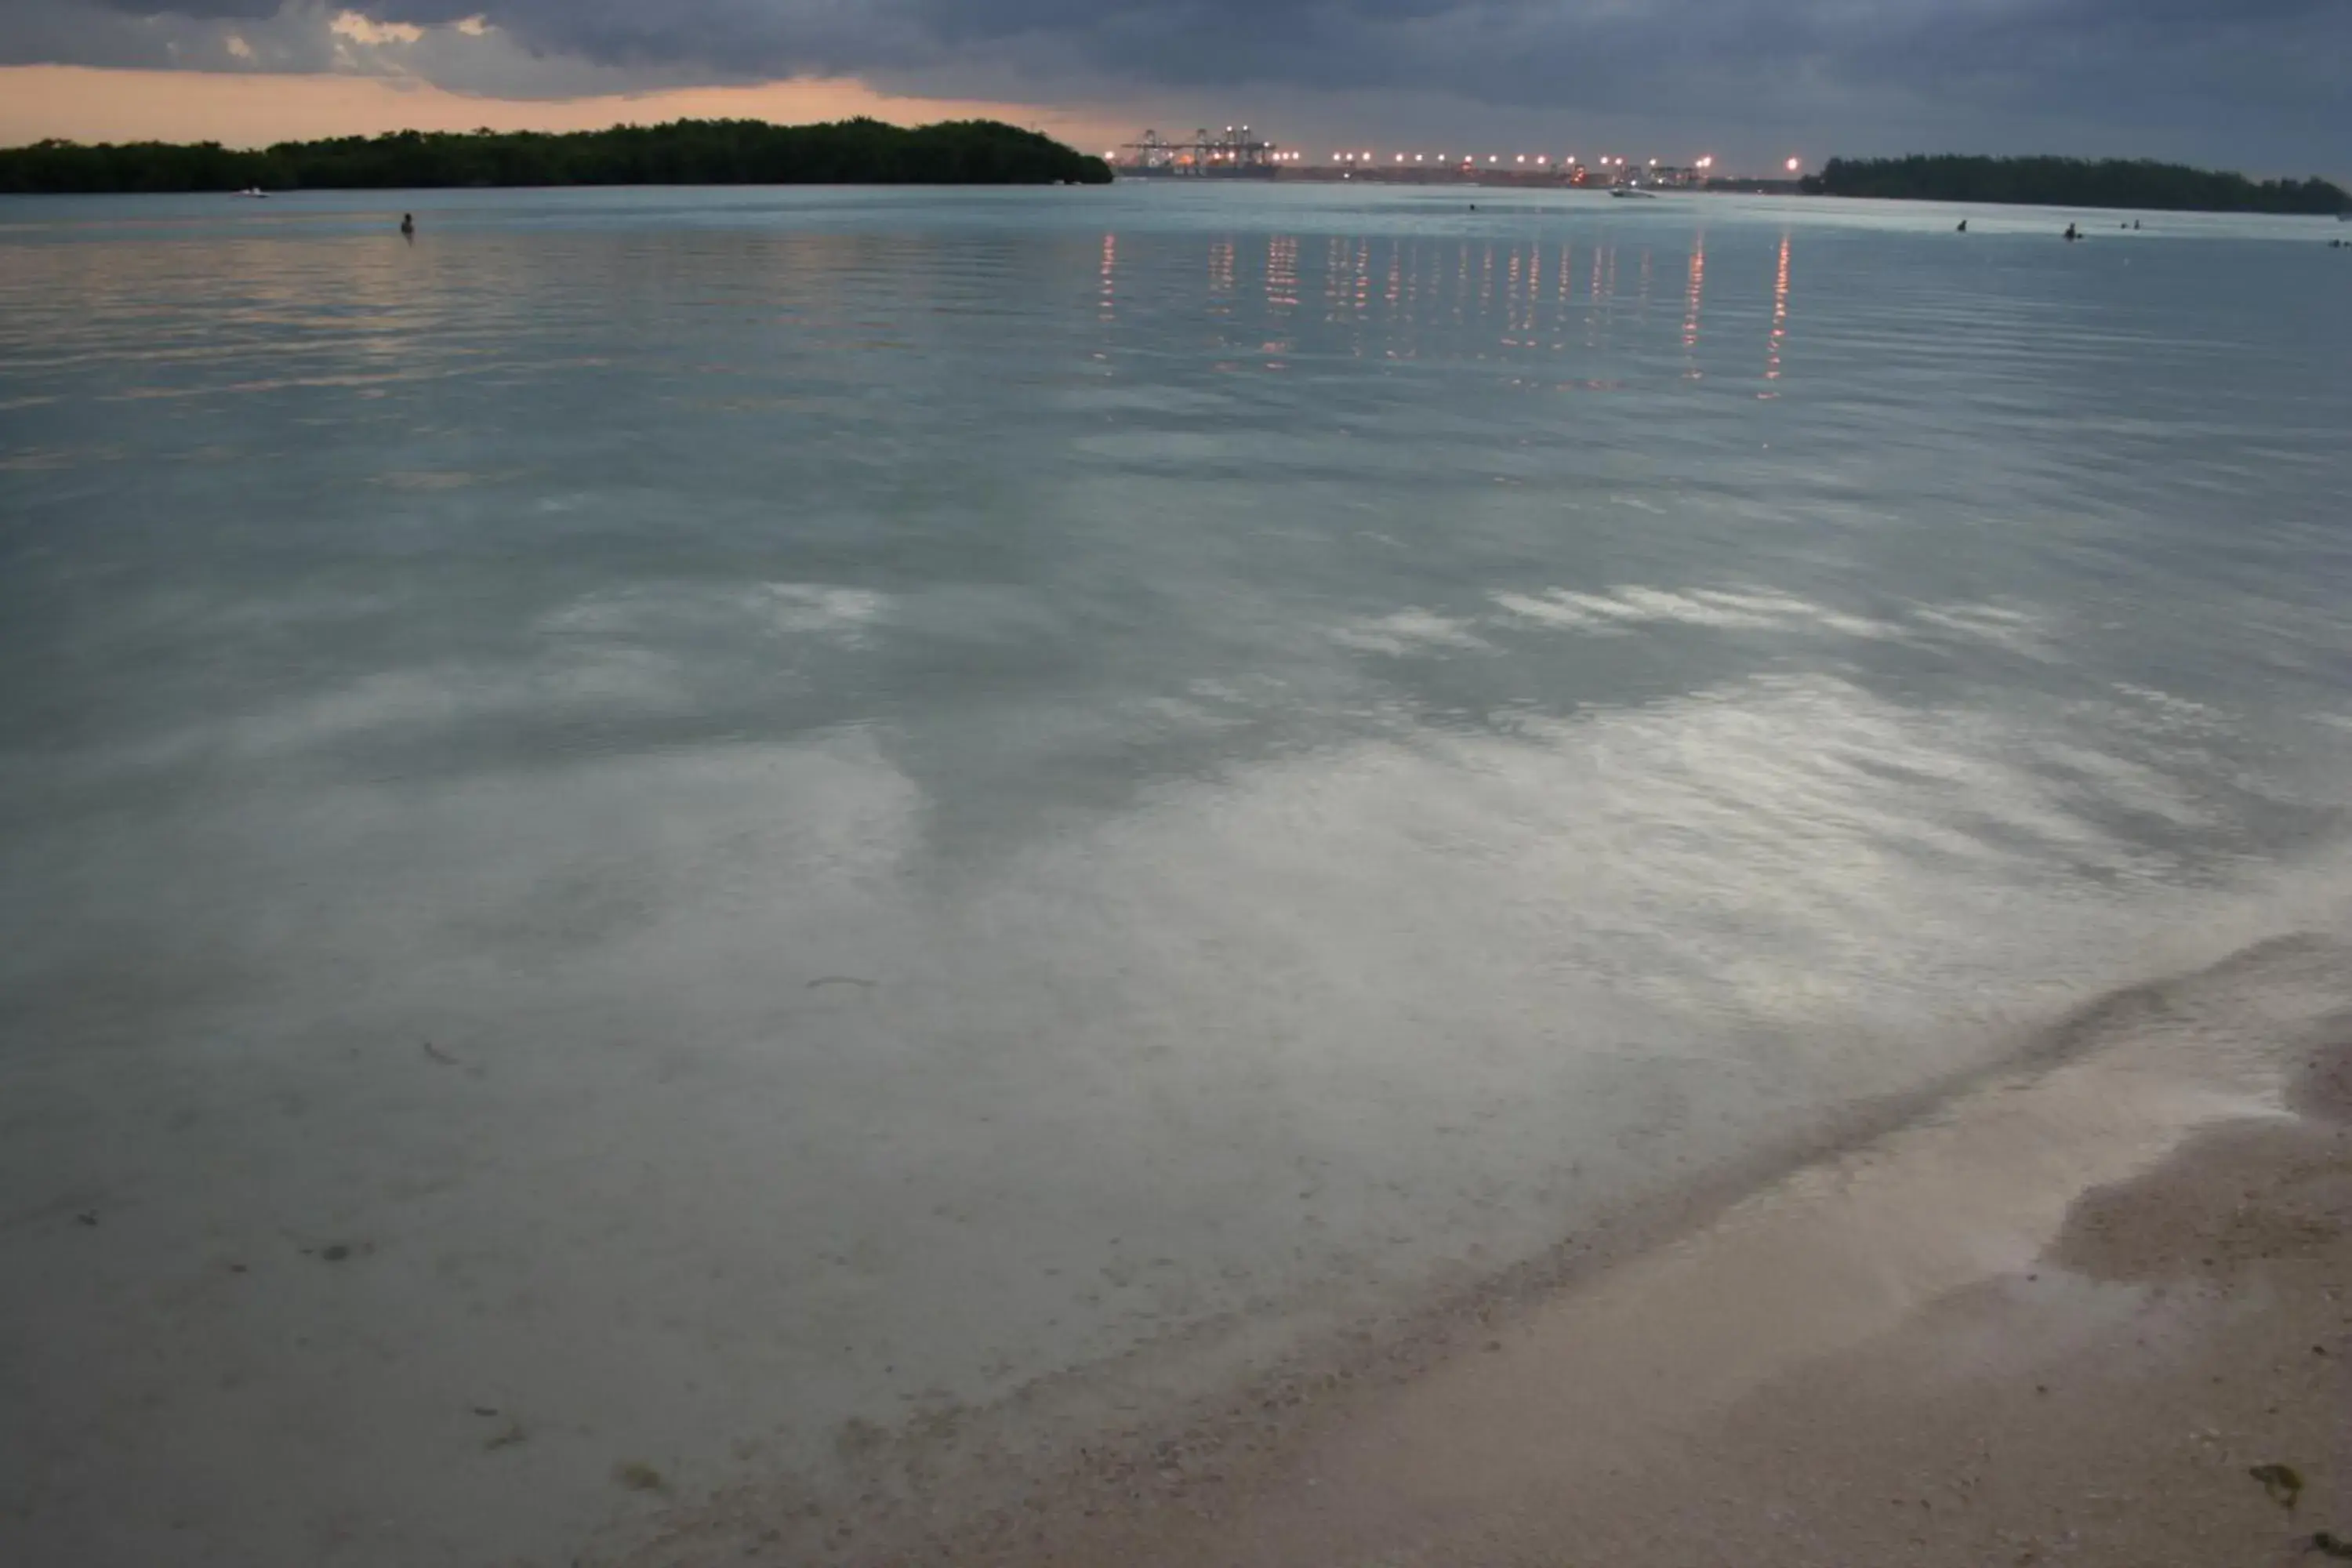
[0,118,1115,194]
[1802,154,2350,215]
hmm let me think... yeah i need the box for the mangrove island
[0,118,1116,194]
[1802,154,2350,215]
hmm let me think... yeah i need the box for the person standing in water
[400,213,416,241]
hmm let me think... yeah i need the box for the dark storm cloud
[5,0,2347,165]
[128,0,286,13]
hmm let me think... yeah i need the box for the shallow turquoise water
[2,184,2349,1565]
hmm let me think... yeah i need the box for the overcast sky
[1,0,2344,175]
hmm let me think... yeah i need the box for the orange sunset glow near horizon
[0,65,1123,152]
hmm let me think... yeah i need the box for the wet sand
[625,945,2352,1567]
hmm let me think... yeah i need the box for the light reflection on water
[2,185,2350,1566]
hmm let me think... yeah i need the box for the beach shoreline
[616,937,2352,1566]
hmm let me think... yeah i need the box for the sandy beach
[623,938,2352,1566]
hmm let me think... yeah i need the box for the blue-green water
[2,184,2349,1566]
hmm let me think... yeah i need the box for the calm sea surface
[3,184,2350,1565]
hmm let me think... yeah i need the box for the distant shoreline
[1805,154,2350,216]
[0,118,1115,195]
[1116,155,2345,215]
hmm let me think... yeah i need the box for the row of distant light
[1098,147,1806,173]
[1105,150,1312,162]
[1324,152,1800,172]
[1328,153,1646,168]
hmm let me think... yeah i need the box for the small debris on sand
[2251,1463,2306,1510]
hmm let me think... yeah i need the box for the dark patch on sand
[2054,1039,2352,1285]
[2294,1030,2352,1123]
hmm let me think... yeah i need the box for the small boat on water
[1609,187,1658,200]
[235,187,269,199]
